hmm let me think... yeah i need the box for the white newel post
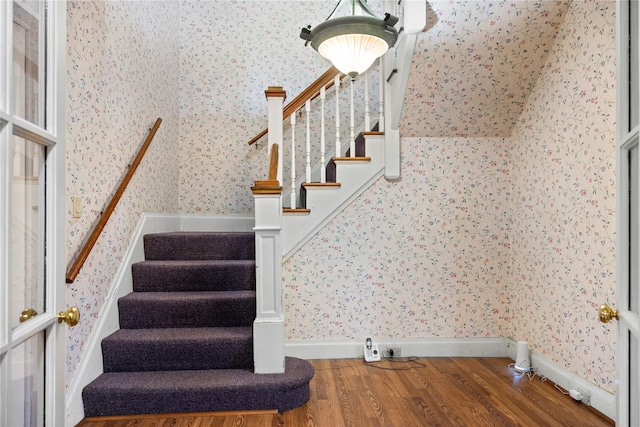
[266,86,286,183]
[252,87,286,374]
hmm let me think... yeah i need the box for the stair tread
[83,357,314,416]
[302,182,341,188]
[118,290,256,329]
[102,327,253,373]
[105,326,252,342]
[121,290,256,299]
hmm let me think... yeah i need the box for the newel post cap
[265,86,286,99]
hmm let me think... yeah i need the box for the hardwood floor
[77,357,613,427]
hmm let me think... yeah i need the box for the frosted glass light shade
[318,33,389,77]
[305,15,398,78]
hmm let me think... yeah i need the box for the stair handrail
[66,118,163,283]
[247,66,341,146]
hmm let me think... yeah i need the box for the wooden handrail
[251,144,282,194]
[268,144,279,181]
[247,66,341,145]
[66,118,163,283]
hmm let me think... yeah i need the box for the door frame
[0,0,66,425]
[616,1,640,425]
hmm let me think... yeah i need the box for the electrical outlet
[387,347,401,358]
[577,389,591,406]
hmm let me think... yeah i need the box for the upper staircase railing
[253,62,384,211]
[66,118,162,283]
[247,66,341,146]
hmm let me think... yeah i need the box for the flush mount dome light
[301,0,398,78]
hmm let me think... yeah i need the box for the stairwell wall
[282,0,617,397]
[65,0,180,387]
[506,0,617,394]
[177,0,381,214]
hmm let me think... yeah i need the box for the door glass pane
[10,135,45,329]
[8,333,45,427]
[13,0,44,127]
[631,0,639,131]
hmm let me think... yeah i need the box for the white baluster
[335,75,341,158]
[378,58,384,132]
[320,86,326,183]
[350,77,355,157]
[364,70,370,131]
[290,113,296,208]
[305,99,311,183]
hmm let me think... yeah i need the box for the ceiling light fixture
[300,0,399,78]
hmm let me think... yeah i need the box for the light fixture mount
[301,0,398,78]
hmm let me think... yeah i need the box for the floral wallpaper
[65,0,180,386]
[178,0,335,214]
[402,0,571,138]
[283,0,617,394]
[283,137,511,339]
[63,0,617,399]
[507,0,617,391]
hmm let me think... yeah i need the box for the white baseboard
[286,337,615,421]
[285,337,510,360]
[504,340,615,420]
[65,213,254,426]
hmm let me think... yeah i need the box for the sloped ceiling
[400,0,571,137]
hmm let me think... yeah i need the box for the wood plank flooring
[77,357,613,427]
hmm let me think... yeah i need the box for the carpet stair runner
[82,231,314,417]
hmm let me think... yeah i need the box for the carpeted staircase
[82,231,314,417]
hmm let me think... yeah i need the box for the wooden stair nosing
[332,156,371,162]
[283,208,311,215]
[301,182,341,189]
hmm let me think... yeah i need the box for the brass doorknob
[598,303,619,323]
[57,307,80,327]
[20,308,38,323]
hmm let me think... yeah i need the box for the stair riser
[102,335,253,372]
[132,261,256,292]
[143,232,255,260]
[118,296,255,329]
[83,381,310,417]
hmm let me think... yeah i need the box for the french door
[0,1,68,426]
[602,1,640,426]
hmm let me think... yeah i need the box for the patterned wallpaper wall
[63,0,617,397]
[65,0,180,386]
[507,0,617,391]
[283,137,511,339]
[283,0,617,394]
[178,0,336,214]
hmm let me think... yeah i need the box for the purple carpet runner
[82,231,314,417]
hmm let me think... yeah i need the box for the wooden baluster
[378,58,384,132]
[305,99,311,183]
[320,86,326,183]
[364,70,370,131]
[335,75,341,158]
[290,113,297,208]
[349,78,355,158]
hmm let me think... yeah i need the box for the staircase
[82,231,314,417]
[283,128,385,257]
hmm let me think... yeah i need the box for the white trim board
[285,337,615,420]
[65,213,254,426]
